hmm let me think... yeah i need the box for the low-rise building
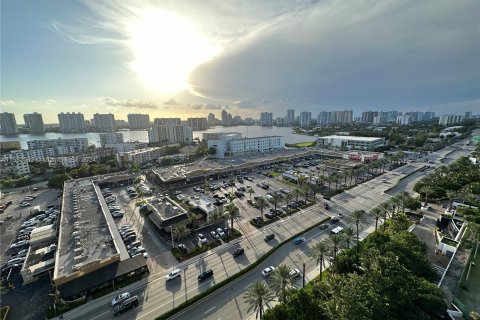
[0,160,30,177]
[104,142,147,153]
[27,138,89,152]
[0,140,21,151]
[116,147,162,165]
[99,132,124,147]
[317,135,385,150]
[48,149,114,169]
[208,135,285,158]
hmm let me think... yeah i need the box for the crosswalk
[431,263,446,277]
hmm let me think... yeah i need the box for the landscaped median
[383,165,427,193]
[155,216,331,320]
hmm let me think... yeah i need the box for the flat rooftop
[319,135,384,142]
[54,178,118,279]
[152,148,317,183]
[147,197,187,220]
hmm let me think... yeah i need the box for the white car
[198,233,208,244]
[289,268,301,279]
[261,266,276,277]
[216,228,225,237]
[166,269,181,281]
[111,292,130,306]
[210,231,220,239]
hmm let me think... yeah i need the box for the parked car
[177,244,188,254]
[232,248,245,257]
[216,228,225,237]
[197,269,214,281]
[319,224,329,230]
[210,230,220,239]
[166,269,181,281]
[289,268,301,279]
[198,233,208,244]
[261,266,276,277]
[264,233,276,242]
[111,292,131,306]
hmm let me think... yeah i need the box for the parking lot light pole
[296,253,306,287]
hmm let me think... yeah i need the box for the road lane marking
[204,306,216,314]
[88,311,109,320]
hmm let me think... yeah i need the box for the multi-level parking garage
[53,175,149,300]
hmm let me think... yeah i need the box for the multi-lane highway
[63,140,474,320]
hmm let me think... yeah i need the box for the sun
[127,10,219,93]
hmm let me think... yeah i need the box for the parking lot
[0,187,60,320]
[98,179,178,274]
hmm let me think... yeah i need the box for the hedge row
[156,215,331,320]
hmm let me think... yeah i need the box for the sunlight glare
[127,10,219,92]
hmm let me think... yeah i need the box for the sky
[1,0,479,123]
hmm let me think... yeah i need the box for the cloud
[190,0,480,113]
[233,100,257,109]
[204,103,222,110]
[191,104,203,110]
[102,97,158,109]
[0,100,16,106]
[163,98,180,106]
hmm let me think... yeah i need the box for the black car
[324,203,330,210]
[178,244,188,254]
[265,213,275,219]
[264,233,276,242]
[198,269,214,281]
[232,248,245,257]
[113,296,139,316]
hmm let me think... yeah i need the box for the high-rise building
[221,109,234,126]
[153,118,181,125]
[148,124,193,144]
[23,112,45,133]
[187,118,208,130]
[438,115,464,126]
[0,112,19,134]
[244,118,254,125]
[99,132,124,147]
[299,111,312,127]
[317,110,353,125]
[337,110,353,123]
[207,113,216,126]
[361,111,378,123]
[464,111,472,119]
[260,112,273,126]
[93,113,116,132]
[423,112,435,121]
[286,109,295,125]
[58,112,86,133]
[127,114,150,129]
[396,115,412,125]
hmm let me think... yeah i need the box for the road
[63,140,474,320]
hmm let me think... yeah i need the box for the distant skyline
[1,1,479,123]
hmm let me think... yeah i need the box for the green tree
[268,264,294,303]
[369,207,383,231]
[272,193,282,211]
[172,225,190,249]
[257,197,268,220]
[224,203,241,234]
[308,240,330,281]
[351,210,367,255]
[244,282,275,320]
[341,226,356,249]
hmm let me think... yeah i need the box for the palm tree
[351,210,367,255]
[209,212,225,228]
[188,213,199,229]
[172,225,190,248]
[369,207,383,231]
[224,203,241,234]
[380,202,391,231]
[271,193,282,211]
[268,264,293,303]
[293,187,301,202]
[284,193,293,214]
[297,175,308,188]
[243,282,274,319]
[341,226,356,248]
[248,186,254,202]
[308,240,330,281]
[329,234,342,261]
[257,197,267,220]
[389,196,401,217]
[420,186,434,205]
[398,191,410,214]
[446,190,459,210]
